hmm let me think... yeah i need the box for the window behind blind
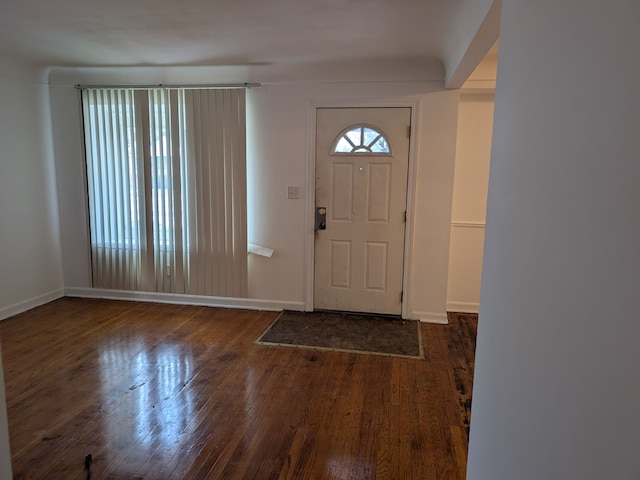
[82,88,247,297]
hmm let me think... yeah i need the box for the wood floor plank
[1,298,476,479]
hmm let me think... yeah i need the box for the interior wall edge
[0,288,64,322]
[446,301,480,314]
[64,287,305,313]
[411,311,449,324]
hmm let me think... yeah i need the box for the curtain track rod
[74,82,261,90]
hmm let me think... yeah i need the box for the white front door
[314,107,411,315]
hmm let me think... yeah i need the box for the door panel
[314,107,410,315]
[331,163,354,221]
[330,240,352,288]
[364,242,388,290]
[367,163,392,222]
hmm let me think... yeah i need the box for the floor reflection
[98,338,195,450]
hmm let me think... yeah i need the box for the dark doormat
[256,310,423,359]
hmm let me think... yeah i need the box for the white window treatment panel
[181,89,247,297]
[83,89,144,291]
[82,88,247,298]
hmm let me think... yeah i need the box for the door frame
[304,99,422,318]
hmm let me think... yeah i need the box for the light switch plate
[287,186,300,199]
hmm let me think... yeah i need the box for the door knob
[315,207,327,230]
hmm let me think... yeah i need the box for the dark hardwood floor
[0,298,477,479]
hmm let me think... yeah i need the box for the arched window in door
[332,124,391,154]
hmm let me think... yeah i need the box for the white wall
[443,0,500,88]
[0,54,65,478]
[49,71,459,322]
[49,84,91,290]
[0,57,64,320]
[446,93,493,312]
[467,1,640,479]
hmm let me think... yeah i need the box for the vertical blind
[82,88,247,298]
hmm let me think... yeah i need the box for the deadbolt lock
[315,207,327,230]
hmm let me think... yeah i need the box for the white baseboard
[408,310,448,324]
[64,287,305,312]
[446,301,480,314]
[0,288,65,321]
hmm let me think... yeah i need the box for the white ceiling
[0,0,499,84]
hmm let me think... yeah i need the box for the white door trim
[304,98,422,319]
